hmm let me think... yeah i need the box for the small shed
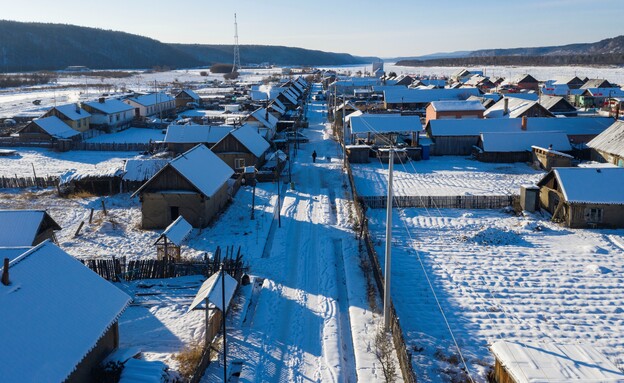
[59,166,124,196]
[531,145,574,170]
[0,210,61,246]
[346,145,371,163]
[154,216,193,261]
[491,340,624,383]
[536,167,624,228]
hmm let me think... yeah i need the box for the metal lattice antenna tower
[232,13,241,73]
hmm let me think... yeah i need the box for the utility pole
[221,264,227,383]
[276,155,281,228]
[251,179,256,220]
[383,148,394,331]
[342,94,346,169]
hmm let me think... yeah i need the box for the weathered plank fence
[0,175,59,189]
[362,194,516,209]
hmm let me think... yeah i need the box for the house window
[584,208,603,223]
[235,158,246,169]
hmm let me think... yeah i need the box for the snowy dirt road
[203,85,396,382]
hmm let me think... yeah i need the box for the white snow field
[352,157,544,197]
[367,206,624,382]
[202,85,400,382]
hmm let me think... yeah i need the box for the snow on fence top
[0,241,131,383]
[491,340,624,383]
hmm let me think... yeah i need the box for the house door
[134,108,140,118]
[170,206,179,222]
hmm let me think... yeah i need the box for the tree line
[396,54,624,68]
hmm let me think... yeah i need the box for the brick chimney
[521,116,527,130]
[1,258,9,286]
[503,98,509,115]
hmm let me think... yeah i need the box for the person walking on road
[312,150,317,163]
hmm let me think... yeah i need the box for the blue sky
[2,0,623,57]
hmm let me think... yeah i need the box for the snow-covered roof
[0,247,32,262]
[350,114,421,134]
[188,271,238,312]
[52,103,91,121]
[587,120,624,158]
[345,110,363,123]
[0,210,60,247]
[60,165,124,185]
[0,241,131,383]
[428,117,613,137]
[430,100,486,112]
[271,97,286,112]
[122,159,168,182]
[83,99,135,114]
[31,116,80,139]
[127,92,174,107]
[384,87,481,104]
[584,88,624,98]
[119,358,167,383]
[229,124,271,158]
[268,101,286,115]
[491,341,624,383]
[249,108,278,129]
[480,131,571,152]
[166,144,234,198]
[164,124,232,144]
[159,216,192,246]
[176,89,200,101]
[485,97,549,119]
[552,167,624,204]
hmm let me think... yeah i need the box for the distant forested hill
[396,36,624,67]
[0,20,372,72]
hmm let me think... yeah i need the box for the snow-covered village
[2,3,624,383]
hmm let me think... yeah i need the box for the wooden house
[132,144,234,229]
[473,130,571,163]
[466,95,499,109]
[425,100,485,125]
[491,340,624,383]
[462,75,495,92]
[334,101,359,128]
[41,104,91,132]
[0,241,131,383]
[16,116,81,143]
[531,145,574,171]
[580,79,613,89]
[426,117,612,155]
[450,68,473,83]
[393,75,415,87]
[539,96,578,116]
[154,216,192,261]
[244,107,279,140]
[82,98,135,132]
[124,93,176,118]
[175,89,201,109]
[506,74,539,91]
[587,120,624,166]
[576,88,624,109]
[485,97,554,119]
[552,76,585,90]
[536,167,624,228]
[211,124,270,171]
[163,124,232,154]
[0,210,61,246]
[383,87,481,111]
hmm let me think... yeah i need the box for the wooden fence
[0,175,59,189]
[362,194,515,210]
[70,142,151,152]
[81,246,248,282]
[345,153,418,383]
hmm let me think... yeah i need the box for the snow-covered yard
[0,147,141,178]
[351,156,544,197]
[367,207,624,382]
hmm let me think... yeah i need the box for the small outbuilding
[531,145,574,171]
[491,340,624,383]
[16,116,81,143]
[536,167,624,228]
[132,144,235,229]
[154,216,193,261]
[0,210,61,246]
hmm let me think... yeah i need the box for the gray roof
[539,96,577,112]
[587,120,624,158]
[384,88,481,104]
[485,97,553,119]
[83,99,134,114]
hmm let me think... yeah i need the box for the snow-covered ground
[352,157,544,197]
[202,86,399,382]
[366,207,624,382]
[0,148,141,178]
[85,127,165,144]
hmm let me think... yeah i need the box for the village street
[203,84,397,382]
